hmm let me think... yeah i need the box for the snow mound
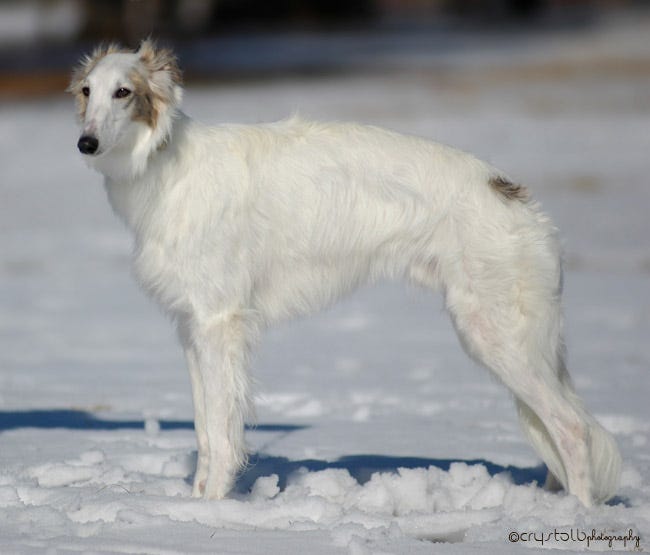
[3,449,647,553]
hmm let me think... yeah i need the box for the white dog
[69,40,621,506]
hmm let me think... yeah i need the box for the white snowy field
[1,16,650,555]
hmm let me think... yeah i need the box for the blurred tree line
[0,0,642,48]
[0,0,643,97]
[73,0,635,42]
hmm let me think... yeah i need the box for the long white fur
[71,40,621,505]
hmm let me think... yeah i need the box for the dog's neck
[99,111,188,234]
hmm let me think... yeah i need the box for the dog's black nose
[77,135,99,155]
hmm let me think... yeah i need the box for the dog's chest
[108,175,198,309]
[126,186,238,316]
[132,236,191,311]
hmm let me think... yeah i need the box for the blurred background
[0,0,649,97]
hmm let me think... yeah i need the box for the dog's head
[69,40,182,176]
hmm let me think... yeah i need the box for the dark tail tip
[488,175,529,202]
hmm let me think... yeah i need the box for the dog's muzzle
[77,135,99,155]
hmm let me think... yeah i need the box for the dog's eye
[81,86,90,97]
[114,87,131,99]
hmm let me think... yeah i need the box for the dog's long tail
[440,185,621,505]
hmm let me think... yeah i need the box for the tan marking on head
[129,39,183,129]
[67,43,130,121]
[489,175,529,202]
[128,68,157,127]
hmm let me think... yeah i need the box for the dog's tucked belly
[133,235,373,324]
[250,257,374,322]
[132,230,414,325]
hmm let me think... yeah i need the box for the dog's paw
[191,479,206,498]
[202,472,233,500]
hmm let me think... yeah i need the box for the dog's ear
[136,39,183,108]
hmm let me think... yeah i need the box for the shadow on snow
[0,409,302,434]
[3,409,626,505]
[235,453,548,493]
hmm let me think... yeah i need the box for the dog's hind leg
[442,241,620,506]
[191,311,256,499]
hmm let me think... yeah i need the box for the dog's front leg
[193,312,253,500]
[178,319,209,497]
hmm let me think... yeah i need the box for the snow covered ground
[1,14,649,554]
